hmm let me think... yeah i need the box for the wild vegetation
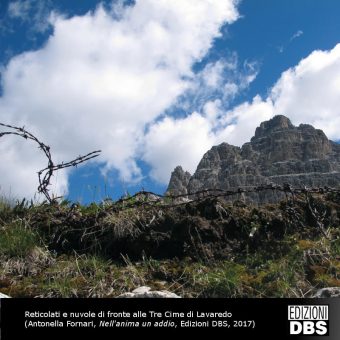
[0,191,339,298]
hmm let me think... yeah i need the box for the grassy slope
[0,193,339,298]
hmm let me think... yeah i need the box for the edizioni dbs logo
[288,305,329,336]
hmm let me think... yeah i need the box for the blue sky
[0,0,340,203]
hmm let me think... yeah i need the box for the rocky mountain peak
[253,115,294,140]
[166,166,191,196]
[166,115,340,204]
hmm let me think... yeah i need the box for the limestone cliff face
[167,115,340,203]
[166,166,191,196]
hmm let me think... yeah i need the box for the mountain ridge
[166,115,340,203]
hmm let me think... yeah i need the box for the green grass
[0,195,338,298]
[0,242,338,298]
[0,221,41,258]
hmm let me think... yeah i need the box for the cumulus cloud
[271,44,340,138]
[3,0,339,197]
[143,112,216,182]
[221,44,340,145]
[145,43,340,184]
[143,96,273,182]
[0,0,239,199]
[142,52,260,183]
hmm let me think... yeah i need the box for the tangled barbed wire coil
[0,122,101,202]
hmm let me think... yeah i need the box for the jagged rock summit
[166,115,340,203]
[167,166,191,196]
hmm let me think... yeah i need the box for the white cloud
[143,112,215,182]
[144,43,340,184]
[223,44,340,144]
[271,43,340,139]
[141,51,260,183]
[0,134,69,201]
[214,96,274,146]
[143,95,273,182]
[5,1,339,196]
[0,0,239,199]
[203,99,223,124]
[201,59,236,88]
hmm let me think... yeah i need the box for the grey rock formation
[166,166,191,196]
[116,286,181,298]
[167,115,340,204]
[0,292,11,298]
[313,287,340,298]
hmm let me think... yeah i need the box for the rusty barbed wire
[109,185,340,240]
[0,122,101,202]
[115,184,340,209]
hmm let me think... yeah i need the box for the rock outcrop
[167,166,191,196]
[116,286,181,298]
[167,115,340,204]
[313,287,340,298]
[0,292,11,298]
